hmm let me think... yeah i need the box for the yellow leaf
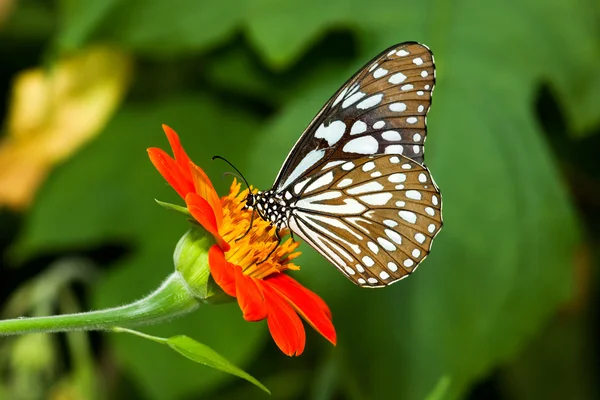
[0,45,132,210]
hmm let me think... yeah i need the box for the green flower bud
[174,227,231,304]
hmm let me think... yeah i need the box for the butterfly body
[249,42,443,288]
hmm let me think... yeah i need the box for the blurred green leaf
[96,0,244,56]
[500,313,599,400]
[114,328,270,394]
[15,95,268,399]
[424,376,451,400]
[55,0,121,51]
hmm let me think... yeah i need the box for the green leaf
[424,376,451,400]
[55,0,122,51]
[113,328,269,394]
[166,335,270,394]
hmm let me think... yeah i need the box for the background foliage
[1,0,599,399]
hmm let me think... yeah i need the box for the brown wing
[286,154,443,287]
[274,42,436,192]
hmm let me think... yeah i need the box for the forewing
[286,154,442,287]
[274,42,436,192]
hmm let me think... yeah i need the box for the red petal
[191,164,223,227]
[261,283,306,356]
[234,269,267,321]
[186,193,229,251]
[162,125,193,182]
[147,148,195,199]
[208,245,236,297]
[265,274,336,346]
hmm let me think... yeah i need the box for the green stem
[0,272,199,336]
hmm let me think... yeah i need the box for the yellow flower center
[219,180,300,279]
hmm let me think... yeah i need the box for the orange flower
[147,125,336,356]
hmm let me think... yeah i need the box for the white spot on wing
[343,136,379,154]
[293,178,310,194]
[296,193,366,214]
[389,102,407,112]
[382,130,401,141]
[389,72,407,84]
[323,160,345,170]
[356,93,383,109]
[373,121,385,129]
[385,145,404,154]
[385,229,403,244]
[350,120,367,135]
[362,161,375,171]
[337,178,353,188]
[342,91,366,108]
[332,86,349,107]
[347,181,384,195]
[342,162,355,171]
[314,120,346,146]
[377,237,396,251]
[413,57,424,65]
[373,68,388,78]
[405,190,422,200]
[279,148,326,190]
[359,193,393,206]
[304,171,334,194]
[399,210,417,224]
[415,233,426,243]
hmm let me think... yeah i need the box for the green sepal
[154,199,192,218]
[174,227,231,303]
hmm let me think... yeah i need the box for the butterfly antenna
[211,156,251,189]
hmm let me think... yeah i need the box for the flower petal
[147,147,195,199]
[208,245,236,297]
[186,193,229,251]
[191,164,223,227]
[234,269,267,322]
[265,274,336,346]
[162,124,193,179]
[261,283,306,356]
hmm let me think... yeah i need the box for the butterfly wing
[273,42,436,192]
[286,154,442,287]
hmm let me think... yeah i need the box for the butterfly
[246,42,443,288]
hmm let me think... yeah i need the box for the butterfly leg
[257,227,281,264]
[236,208,256,242]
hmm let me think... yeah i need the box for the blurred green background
[1,0,599,399]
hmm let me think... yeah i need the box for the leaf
[0,45,132,210]
[113,327,270,394]
[96,0,245,56]
[54,0,122,51]
[14,96,267,400]
[166,335,270,394]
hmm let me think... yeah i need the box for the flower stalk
[0,272,199,336]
